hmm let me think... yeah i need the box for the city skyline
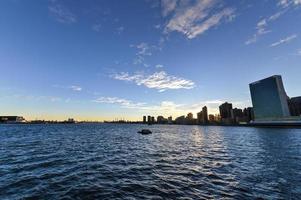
[1,0,301,121]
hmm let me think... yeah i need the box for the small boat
[138,129,152,135]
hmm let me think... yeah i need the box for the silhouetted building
[231,108,244,123]
[197,106,208,124]
[67,118,75,123]
[151,116,155,124]
[157,116,168,124]
[186,113,195,125]
[219,102,232,119]
[175,115,186,124]
[249,75,290,121]
[202,106,208,124]
[168,116,173,124]
[219,102,233,124]
[0,116,25,123]
[288,97,301,116]
[243,107,254,122]
[143,116,146,123]
[147,116,151,124]
[197,111,202,124]
[215,114,221,122]
[209,114,215,122]
[157,116,164,124]
[187,113,193,120]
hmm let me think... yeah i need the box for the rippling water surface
[0,124,301,199]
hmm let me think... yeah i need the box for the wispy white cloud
[162,0,235,39]
[93,97,182,113]
[130,42,155,66]
[93,97,250,115]
[245,0,301,45]
[112,71,195,92]
[270,34,297,47]
[69,85,82,92]
[53,85,82,92]
[93,97,146,108]
[155,64,164,68]
[161,0,178,17]
[48,3,76,24]
[278,0,301,7]
[245,11,285,45]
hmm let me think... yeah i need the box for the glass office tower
[249,75,290,121]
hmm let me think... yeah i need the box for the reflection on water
[0,124,300,199]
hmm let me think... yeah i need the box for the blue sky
[0,0,300,121]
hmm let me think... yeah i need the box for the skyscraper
[288,97,301,116]
[243,107,254,122]
[249,75,290,121]
[143,116,146,124]
[231,108,243,123]
[157,116,167,124]
[197,106,208,124]
[186,113,194,125]
[219,102,233,119]
[202,106,208,124]
[147,116,151,124]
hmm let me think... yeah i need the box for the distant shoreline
[1,122,301,129]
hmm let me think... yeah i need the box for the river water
[0,124,300,199]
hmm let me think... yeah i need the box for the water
[0,124,301,199]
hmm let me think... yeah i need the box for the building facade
[249,75,290,121]
[219,102,233,124]
[288,97,301,116]
[197,106,208,124]
[143,116,147,123]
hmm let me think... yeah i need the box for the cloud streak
[245,0,300,45]
[112,71,195,92]
[162,0,235,39]
[130,42,155,66]
[270,34,297,47]
[53,85,83,92]
[278,0,301,7]
[69,85,82,91]
[161,0,178,17]
[93,97,146,108]
[93,97,250,115]
[245,11,285,45]
[48,3,76,24]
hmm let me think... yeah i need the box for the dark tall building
[147,116,151,124]
[288,97,301,116]
[186,113,194,125]
[208,114,215,122]
[143,116,146,123]
[175,115,185,124]
[249,75,290,120]
[197,106,208,124]
[157,116,167,124]
[219,102,233,119]
[151,116,155,124]
[197,111,202,124]
[243,107,254,122]
[202,106,208,124]
[231,108,244,123]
